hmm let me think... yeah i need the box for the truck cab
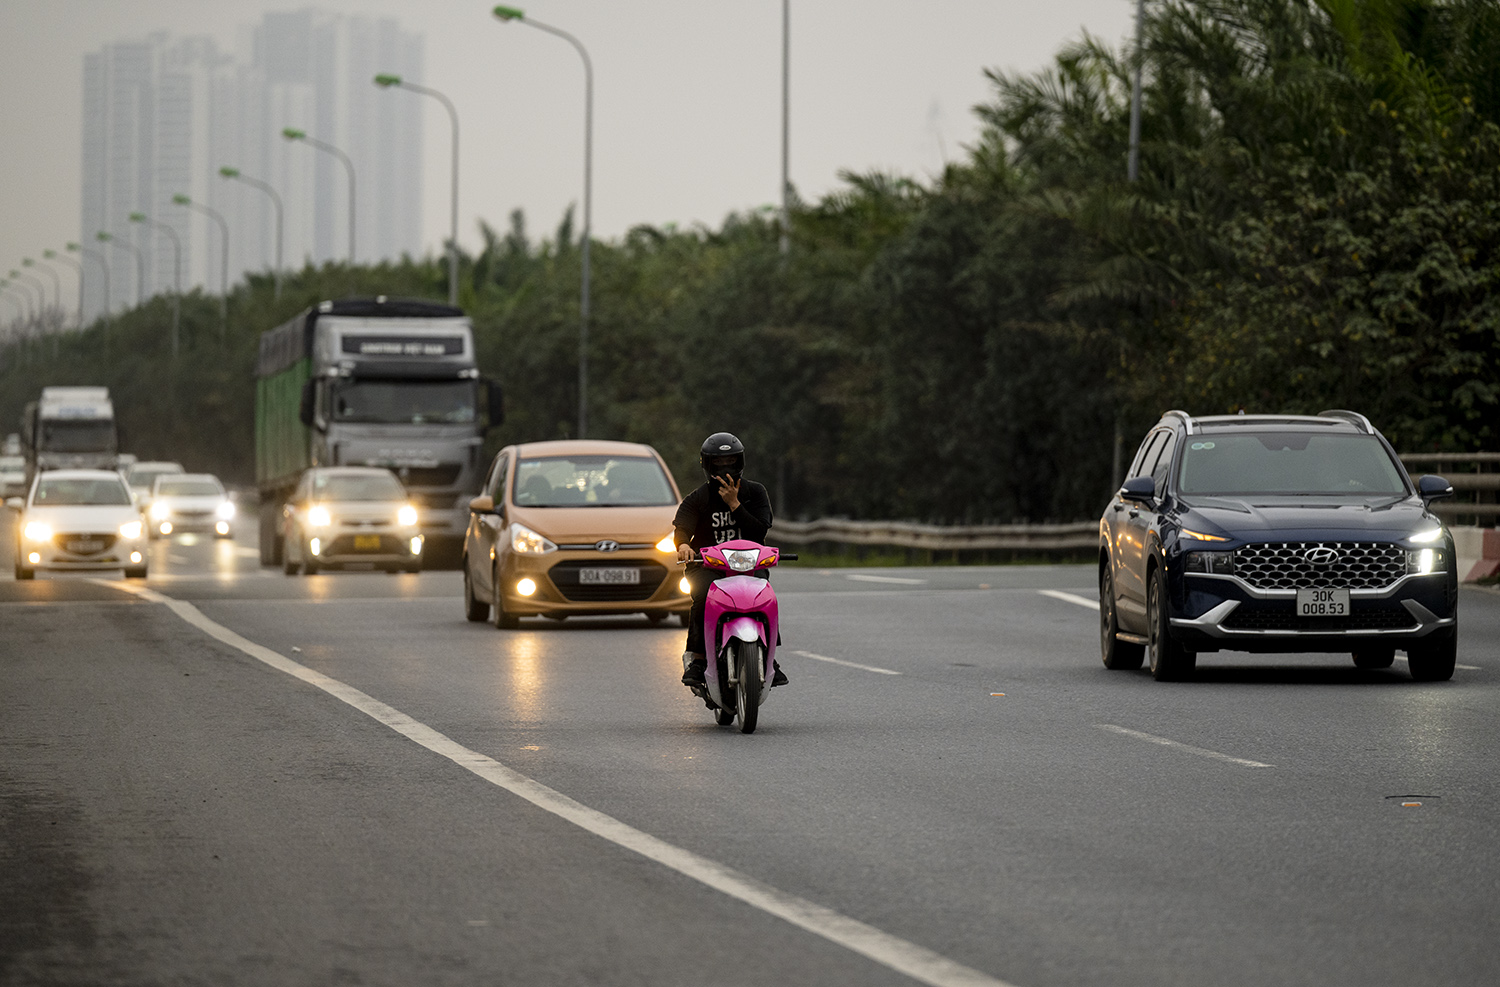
[23,386,119,477]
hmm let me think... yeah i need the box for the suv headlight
[1406,548,1446,575]
[23,520,52,542]
[307,505,332,528]
[510,522,557,555]
[119,520,143,540]
[1408,526,1443,544]
[217,501,236,520]
[149,501,171,520]
[1184,550,1234,574]
[397,504,419,527]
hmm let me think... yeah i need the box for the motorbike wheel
[735,640,764,734]
[283,530,300,575]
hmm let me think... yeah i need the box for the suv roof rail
[1317,409,1374,434]
[1162,409,1194,435]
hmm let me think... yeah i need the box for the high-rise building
[80,13,424,324]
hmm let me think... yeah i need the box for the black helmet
[700,432,745,482]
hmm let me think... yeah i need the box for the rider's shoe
[681,652,707,687]
[771,661,788,687]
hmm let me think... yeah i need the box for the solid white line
[791,649,903,676]
[846,573,927,585]
[1037,589,1099,611]
[1096,724,1273,768]
[98,579,1011,987]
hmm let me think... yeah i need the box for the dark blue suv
[1098,411,1458,681]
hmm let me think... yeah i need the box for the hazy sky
[0,0,1135,298]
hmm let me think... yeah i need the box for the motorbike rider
[674,432,788,689]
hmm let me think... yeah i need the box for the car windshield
[1178,432,1408,496]
[157,480,223,497]
[34,476,132,506]
[40,420,114,452]
[129,468,181,489]
[311,473,405,502]
[513,456,675,507]
[330,380,476,424]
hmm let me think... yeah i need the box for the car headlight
[1406,548,1446,574]
[655,533,676,553]
[510,522,557,555]
[149,502,170,520]
[23,520,52,542]
[723,548,761,572]
[119,520,143,540]
[1180,528,1230,542]
[397,504,419,527]
[307,505,332,528]
[217,501,236,520]
[1408,526,1443,544]
[1184,550,1234,574]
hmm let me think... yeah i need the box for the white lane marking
[235,547,260,558]
[98,580,1012,987]
[1096,724,1273,769]
[846,573,927,585]
[1393,655,1481,672]
[791,650,902,676]
[1037,590,1099,611]
[169,554,192,565]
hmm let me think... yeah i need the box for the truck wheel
[258,501,284,566]
[463,562,490,622]
[124,566,148,579]
[15,563,34,580]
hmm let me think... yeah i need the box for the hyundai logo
[1304,546,1340,566]
[595,540,620,553]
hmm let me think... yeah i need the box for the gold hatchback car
[462,440,691,627]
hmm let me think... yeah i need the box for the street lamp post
[493,5,594,439]
[23,257,63,353]
[1128,0,1145,183]
[282,128,357,263]
[97,231,145,309]
[43,249,83,330]
[4,275,36,325]
[130,212,182,357]
[9,269,46,325]
[375,73,460,305]
[68,242,111,340]
[781,0,791,255]
[172,194,230,335]
[219,166,284,300]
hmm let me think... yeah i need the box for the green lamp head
[129,212,147,223]
[282,127,306,141]
[219,166,240,178]
[374,73,402,87]
[173,194,191,205]
[493,6,525,22]
[95,231,112,242]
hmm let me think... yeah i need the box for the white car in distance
[148,473,235,539]
[9,469,147,579]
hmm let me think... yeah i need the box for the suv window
[1128,432,1167,481]
[1151,432,1178,492]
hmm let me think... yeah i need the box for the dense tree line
[3,0,1496,523]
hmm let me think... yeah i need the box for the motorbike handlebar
[675,550,798,566]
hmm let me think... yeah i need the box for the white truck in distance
[21,387,120,478]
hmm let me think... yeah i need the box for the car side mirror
[1417,474,1453,502]
[298,379,316,428]
[486,380,505,428]
[4,496,22,511]
[1119,476,1156,504]
[469,494,496,515]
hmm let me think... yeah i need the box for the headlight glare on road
[510,523,557,555]
[23,521,52,542]
[307,505,332,528]
[217,501,236,520]
[1408,526,1443,544]
[397,504,419,527]
[119,520,143,540]
[655,533,676,553]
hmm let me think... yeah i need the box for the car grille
[548,560,668,602]
[1233,542,1406,591]
[1222,601,1418,632]
[53,533,116,555]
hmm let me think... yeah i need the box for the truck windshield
[514,456,676,507]
[35,476,132,506]
[41,420,114,452]
[1178,432,1408,496]
[330,380,476,424]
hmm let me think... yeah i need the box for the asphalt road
[3,509,1499,986]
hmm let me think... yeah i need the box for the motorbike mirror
[1119,476,1156,503]
[1417,474,1453,502]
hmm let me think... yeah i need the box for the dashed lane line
[791,650,903,676]
[1037,589,1099,611]
[98,579,1014,987]
[1096,724,1274,768]
[846,573,927,585]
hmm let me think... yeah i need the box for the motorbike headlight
[723,548,761,572]
[510,522,557,555]
[149,501,170,520]
[217,501,236,520]
[23,520,52,542]
[655,533,676,553]
[397,504,419,527]
[119,520,143,540]
[307,505,332,528]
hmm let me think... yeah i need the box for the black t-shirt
[673,479,773,551]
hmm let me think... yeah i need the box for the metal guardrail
[773,518,1097,551]
[1402,452,1500,520]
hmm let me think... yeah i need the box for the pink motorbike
[685,539,795,734]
